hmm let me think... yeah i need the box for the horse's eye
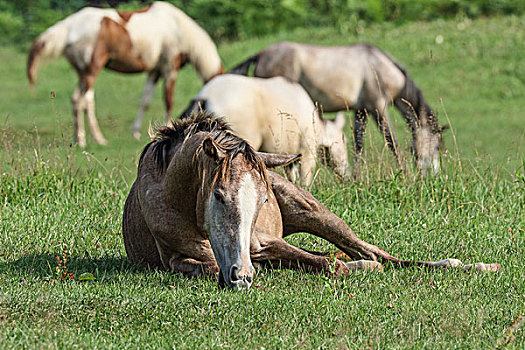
[264,195,269,203]
[213,190,225,203]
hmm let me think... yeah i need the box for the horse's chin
[230,279,252,291]
[218,271,253,291]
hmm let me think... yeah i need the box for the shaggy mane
[139,111,268,186]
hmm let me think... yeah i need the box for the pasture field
[0,14,524,349]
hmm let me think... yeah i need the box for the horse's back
[60,7,119,42]
[196,75,263,147]
[56,3,184,68]
[196,74,317,154]
[255,42,406,111]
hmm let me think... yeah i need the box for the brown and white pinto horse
[27,1,224,147]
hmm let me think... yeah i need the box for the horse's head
[198,137,264,290]
[199,137,299,290]
[413,111,448,176]
[318,112,350,179]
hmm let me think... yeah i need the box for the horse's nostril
[229,264,240,282]
[245,275,252,284]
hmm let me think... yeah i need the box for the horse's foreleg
[352,109,368,179]
[155,238,220,278]
[402,259,501,271]
[85,88,107,145]
[72,86,87,148]
[163,70,179,124]
[371,106,406,173]
[268,171,398,263]
[132,71,161,139]
[251,238,380,275]
[298,152,316,187]
[167,256,220,278]
[284,164,298,184]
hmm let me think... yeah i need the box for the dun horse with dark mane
[231,41,447,176]
[123,112,499,290]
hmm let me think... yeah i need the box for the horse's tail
[228,54,260,75]
[27,21,69,88]
[179,98,208,119]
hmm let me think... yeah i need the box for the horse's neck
[174,9,222,82]
[162,140,199,196]
[417,104,439,132]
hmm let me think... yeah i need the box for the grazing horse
[230,41,447,176]
[180,74,349,186]
[122,112,500,290]
[27,1,224,147]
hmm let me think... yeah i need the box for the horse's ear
[202,137,225,160]
[257,152,301,168]
[335,112,346,128]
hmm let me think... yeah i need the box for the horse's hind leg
[72,85,87,148]
[162,68,180,124]
[369,102,406,172]
[268,171,398,263]
[251,238,380,275]
[132,71,161,139]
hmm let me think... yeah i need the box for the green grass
[1,15,524,349]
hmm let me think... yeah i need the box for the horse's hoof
[463,263,501,272]
[434,258,463,268]
[93,136,108,146]
[346,260,383,272]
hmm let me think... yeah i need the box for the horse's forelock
[201,134,269,192]
[195,142,268,202]
[139,111,269,188]
[144,112,232,172]
[144,111,268,190]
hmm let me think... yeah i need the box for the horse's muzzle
[229,263,253,290]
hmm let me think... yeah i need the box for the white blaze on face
[237,173,257,262]
[204,172,257,289]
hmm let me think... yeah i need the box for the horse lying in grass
[122,112,500,290]
[27,1,224,147]
[230,41,447,176]
[180,74,349,186]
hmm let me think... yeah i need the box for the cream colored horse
[181,74,349,186]
[230,42,447,176]
[28,2,224,147]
